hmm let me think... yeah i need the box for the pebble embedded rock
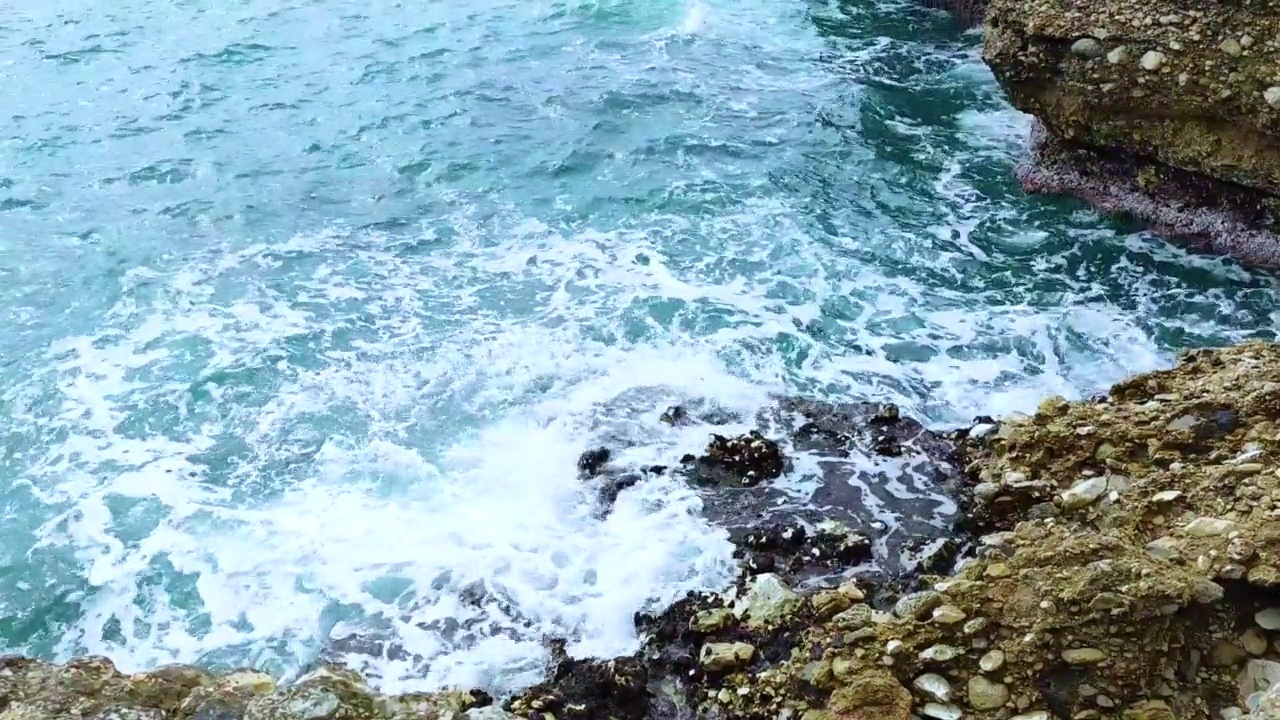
[967,676,1010,710]
[1071,38,1103,58]
[1139,50,1165,71]
[1060,476,1108,510]
[913,673,953,703]
[978,649,1006,673]
[1061,648,1108,665]
[1256,608,1280,630]
[699,642,756,672]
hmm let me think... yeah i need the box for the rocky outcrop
[17,346,1280,719]
[514,343,1280,720]
[980,0,1280,264]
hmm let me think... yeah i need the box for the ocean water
[0,0,1277,696]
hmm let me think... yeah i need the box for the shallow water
[0,0,1277,695]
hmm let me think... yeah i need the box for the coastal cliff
[979,0,1280,264]
[12,344,1280,719]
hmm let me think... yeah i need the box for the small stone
[921,704,963,720]
[811,591,853,620]
[931,605,967,625]
[690,608,734,633]
[920,645,961,663]
[1207,640,1246,667]
[1242,629,1268,656]
[1220,37,1243,56]
[1003,471,1028,485]
[973,482,1001,499]
[1183,517,1237,537]
[1233,463,1264,476]
[1166,415,1199,431]
[1011,714,1051,720]
[734,574,801,629]
[699,642,755,672]
[1062,648,1107,665]
[1097,696,1116,709]
[1106,45,1129,64]
[1255,608,1280,629]
[894,591,943,620]
[885,640,905,656]
[979,649,1006,673]
[984,563,1013,579]
[837,580,865,601]
[1263,87,1280,108]
[1061,476,1108,510]
[969,423,996,439]
[1139,50,1166,70]
[963,618,988,635]
[1192,578,1225,604]
[1248,565,1280,587]
[1151,490,1182,503]
[968,676,1010,710]
[913,673,953,703]
[1071,38,1104,58]
[832,604,872,629]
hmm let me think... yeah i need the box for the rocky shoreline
[12,343,1280,719]
[973,0,1280,265]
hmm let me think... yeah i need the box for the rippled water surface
[1,0,1277,694]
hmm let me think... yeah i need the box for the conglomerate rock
[979,0,1280,265]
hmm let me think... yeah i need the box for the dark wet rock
[686,431,785,487]
[576,447,611,478]
[506,653,649,720]
[659,405,690,426]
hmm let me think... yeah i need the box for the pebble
[914,673,953,703]
[984,563,1013,579]
[1106,45,1128,64]
[931,605,967,625]
[699,642,755,672]
[1060,476,1108,510]
[1242,629,1268,656]
[1011,714,1051,720]
[1139,50,1166,70]
[921,703,963,720]
[690,609,734,633]
[969,423,996,439]
[832,604,872,629]
[979,649,1006,673]
[1232,463,1264,476]
[1255,608,1280,630]
[1220,37,1242,56]
[895,591,944,620]
[1151,490,1182,503]
[1184,517,1237,537]
[920,645,962,663]
[837,580,865,601]
[968,676,1010,710]
[1061,648,1108,665]
[1070,38,1103,58]
[963,618,989,635]
[1166,415,1199,432]
[1266,87,1280,108]
[886,640,905,656]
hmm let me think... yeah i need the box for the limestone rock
[826,670,911,720]
[699,642,756,672]
[733,573,802,629]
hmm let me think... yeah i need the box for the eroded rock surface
[21,347,1280,719]
[981,0,1280,263]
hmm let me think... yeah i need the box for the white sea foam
[2,0,1276,700]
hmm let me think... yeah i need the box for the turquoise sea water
[1,0,1277,694]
